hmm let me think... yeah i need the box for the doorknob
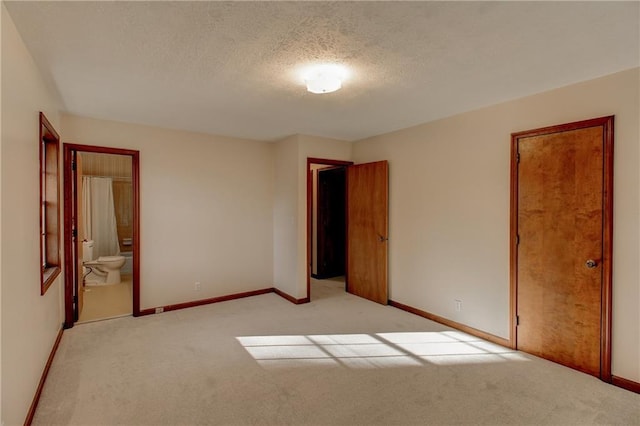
[585,259,598,269]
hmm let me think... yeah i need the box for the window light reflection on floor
[236,331,529,369]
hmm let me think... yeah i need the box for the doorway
[307,159,352,300]
[306,158,389,304]
[63,144,140,328]
[312,165,347,279]
[510,116,613,380]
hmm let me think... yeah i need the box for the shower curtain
[82,176,120,259]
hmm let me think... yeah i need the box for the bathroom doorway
[63,144,140,328]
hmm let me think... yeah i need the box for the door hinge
[516,315,520,326]
[517,153,520,163]
[73,294,78,305]
[71,161,76,171]
[72,228,78,238]
[516,234,520,245]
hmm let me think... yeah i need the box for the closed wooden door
[511,116,613,378]
[317,167,346,278]
[347,161,389,305]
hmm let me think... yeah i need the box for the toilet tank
[82,240,94,262]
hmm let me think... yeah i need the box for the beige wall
[352,68,640,382]
[1,4,64,425]
[62,115,275,310]
[272,134,352,299]
[273,135,300,298]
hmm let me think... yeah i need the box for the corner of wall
[272,134,301,297]
[1,4,65,423]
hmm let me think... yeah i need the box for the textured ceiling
[5,1,640,142]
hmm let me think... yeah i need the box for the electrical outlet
[155,307,164,314]
[195,281,201,291]
[454,299,462,312]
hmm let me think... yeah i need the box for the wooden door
[511,116,613,378]
[317,167,346,278]
[347,161,389,304]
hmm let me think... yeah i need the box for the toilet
[82,240,126,285]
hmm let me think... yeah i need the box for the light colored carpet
[78,276,132,323]
[34,278,640,425]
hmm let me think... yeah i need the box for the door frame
[306,158,353,301]
[509,116,614,381]
[63,143,141,328]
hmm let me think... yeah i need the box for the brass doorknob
[585,259,597,268]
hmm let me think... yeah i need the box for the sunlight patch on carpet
[237,331,528,369]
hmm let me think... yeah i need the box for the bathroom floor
[77,274,133,323]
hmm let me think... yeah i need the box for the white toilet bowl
[84,255,126,285]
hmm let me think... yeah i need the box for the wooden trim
[41,267,61,296]
[345,168,350,295]
[63,143,141,328]
[306,158,353,302]
[600,116,614,382]
[508,134,519,349]
[611,375,640,394]
[40,112,61,296]
[509,116,614,380]
[39,111,60,141]
[24,326,64,426]
[63,143,139,157]
[62,145,74,327]
[389,300,511,348]
[273,287,310,305]
[131,151,141,317]
[139,288,275,315]
[307,158,353,167]
[510,116,615,139]
[307,164,313,300]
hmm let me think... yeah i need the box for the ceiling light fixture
[302,64,349,94]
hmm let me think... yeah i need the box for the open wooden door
[75,153,84,319]
[347,161,389,304]
[511,116,613,379]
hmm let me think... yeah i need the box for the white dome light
[302,64,349,94]
[306,73,342,94]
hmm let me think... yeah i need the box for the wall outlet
[194,281,201,291]
[454,299,462,312]
[155,307,164,314]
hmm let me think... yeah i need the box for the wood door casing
[75,152,84,318]
[63,144,141,328]
[511,116,613,379]
[347,161,389,305]
[306,158,353,301]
